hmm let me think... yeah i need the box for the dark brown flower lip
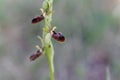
[31,15,44,24]
[52,31,65,42]
[29,50,42,61]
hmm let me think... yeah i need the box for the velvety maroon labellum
[31,15,44,24]
[57,32,65,42]
[52,31,65,42]
[30,50,42,61]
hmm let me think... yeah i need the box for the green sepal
[42,0,49,13]
[45,33,51,44]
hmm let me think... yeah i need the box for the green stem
[48,54,54,80]
[41,0,55,80]
[49,62,54,80]
[45,42,54,80]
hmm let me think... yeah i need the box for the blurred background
[0,0,120,80]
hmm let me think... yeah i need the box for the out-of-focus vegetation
[0,0,120,80]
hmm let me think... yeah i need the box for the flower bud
[31,15,44,24]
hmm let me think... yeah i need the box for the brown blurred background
[0,0,120,80]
